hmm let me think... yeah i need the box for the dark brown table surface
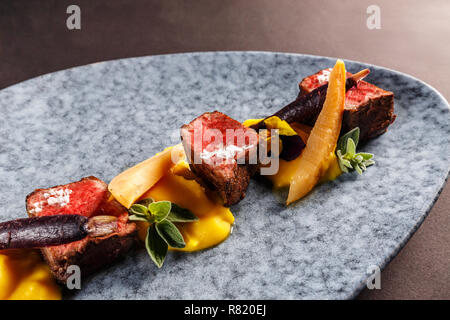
[0,0,448,299]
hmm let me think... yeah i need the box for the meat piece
[181,111,259,206]
[26,176,125,218]
[299,68,352,94]
[251,72,362,135]
[299,68,396,141]
[39,214,135,282]
[26,176,137,283]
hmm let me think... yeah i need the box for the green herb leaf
[149,201,172,222]
[357,153,374,161]
[346,138,356,157]
[355,154,363,162]
[155,220,186,248]
[138,198,155,208]
[167,204,198,222]
[145,224,168,268]
[137,200,196,268]
[128,214,151,222]
[338,127,360,152]
[336,127,375,175]
[336,150,348,172]
[129,204,149,216]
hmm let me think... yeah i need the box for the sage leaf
[355,154,364,162]
[336,150,347,172]
[156,220,186,248]
[138,198,155,208]
[364,159,375,166]
[342,160,353,169]
[145,224,168,268]
[129,204,149,216]
[167,204,198,222]
[149,201,172,222]
[338,127,360,152]
[128,214,151,222]
[336,127,375,175]
[346,138,356,157]
[356,152,374,160]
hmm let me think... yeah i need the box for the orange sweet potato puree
[0,249,60,300]
[136,161,235,252]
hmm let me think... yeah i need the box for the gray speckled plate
[0,52,449,299]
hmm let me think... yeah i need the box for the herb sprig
[129,198,198,268]
[336,127,375,174]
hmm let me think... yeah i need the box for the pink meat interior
[299,68,390,109]
[185,111,258,164]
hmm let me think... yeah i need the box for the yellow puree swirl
[0,249,60,300]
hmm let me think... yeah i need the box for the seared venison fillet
[181,111,259,206]
[299,68,396,141]
[26,176,136,282]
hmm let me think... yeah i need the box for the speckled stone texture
[0,52,448,299]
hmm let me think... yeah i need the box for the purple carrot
[0,214,119,250]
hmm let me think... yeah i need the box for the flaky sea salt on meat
[46,188,72,206]
[316,69,331,84]
[29,188,73,214]
[200,144,252,160]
